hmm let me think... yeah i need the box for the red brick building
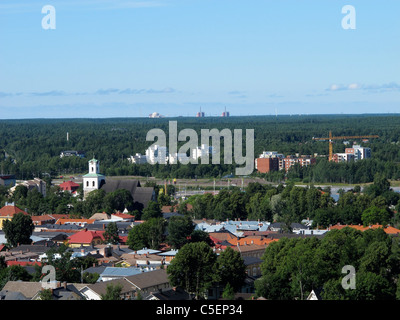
[255,157,279,173]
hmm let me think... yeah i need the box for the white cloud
[327,82,400,92]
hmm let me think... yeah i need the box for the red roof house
[59,180,80,192]
[67,229,104,247]
[0,203,28,217]
[0,203,29,230]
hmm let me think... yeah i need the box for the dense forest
[0,114,399,183]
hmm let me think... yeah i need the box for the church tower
[83,158,105,197]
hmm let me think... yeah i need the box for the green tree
[167,215,194,249]
[0,265,32,290]
[215,247,246,292]
[221,282,235,300]
[103,189,134,214]
[103,222,120,245]
[44,245,81,283]
[167,242,217,299]
[361,206,391,226]
[141,201,162,220]
[39,289,53,300]
[3,212,34,247]
[101,283,123,300]
[127,218,165,250]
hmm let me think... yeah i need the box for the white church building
[83,158,106,197]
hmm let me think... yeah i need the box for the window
[86,181,89,187]
[92,181,95,187]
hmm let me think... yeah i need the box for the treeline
[1,114,400,182]
[183,177,400,229]
[255,227,400,300]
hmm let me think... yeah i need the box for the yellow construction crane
[313,131,379,161]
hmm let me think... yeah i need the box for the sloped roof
[125,269,169,290]
[100,267,144,278]
[99,180,154,209]
[0,204,28,217]
[89,212,112,221]
[56,219,95,225]
[2,281,42,299]
[100,179,140,195]
[59,180,80,191]
[132,187,154,209]
[85,278,134,297]
[67,229,104,244]
[329,224,400,234]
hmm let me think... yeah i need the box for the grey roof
[85,278,134,297]
[132,187,155,209]
[163,212,184,219]
[100,267,144,278]
[147,287,190,300]
[0,290,27,300]
[88,221,132,232]
[100,179,154,209]
[269,222,309,230]
[9,243,57,254]
[100,179,140,196]
[125,269,169,290]
[83,265,108,275]
[47,284,87,300]
[39,223,81,230]
[243,256,263,266]
[2,281,42,299]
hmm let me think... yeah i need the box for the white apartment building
[191,144,216,161]
[145,145,168,164]
[345,145,371,161]
[127,153,148,164]
[168,153,189,164]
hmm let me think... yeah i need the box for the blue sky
[0,0,399,118]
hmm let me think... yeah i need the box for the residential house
[0,202,29,229]
[98,267,150,282]
[124,268,170,298]
[81,278,137,300]
[67,229,104,248]
[58,180,80,194]
[31,215,56,226]
[55,218,96,228]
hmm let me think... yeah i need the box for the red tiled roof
[0,205,28,217]
[59,180,80,191]
[329,224,400,234]
[67,229,104,244]
[56,219,95,225]
[112,213,134,219]
[6,261,42,267]
[31,215,56,225]
[49,214,70,220]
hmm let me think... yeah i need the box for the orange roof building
[329,224,400,235]
[55,218,95,226]
[230,236,279,247]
